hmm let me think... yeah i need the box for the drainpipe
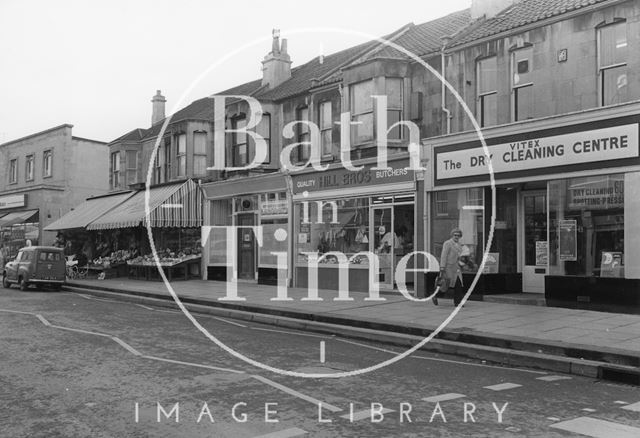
[440,36,452,135]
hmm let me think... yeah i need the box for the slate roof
[448,0,613,47]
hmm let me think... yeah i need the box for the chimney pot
[151,90,166,126]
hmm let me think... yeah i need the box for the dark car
[2,246,66,291]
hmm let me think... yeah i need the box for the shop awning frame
[0,209,39,228]
[43,191,135,231]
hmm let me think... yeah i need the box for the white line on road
[36,314,51,326]
[320,341,325,363]
[72,293,93,300]
[483,383,522,391]
[339,407,394,421]
[550,416,640,438]
[0,308,37,315]
[141,355,245,374]
[547,417,560,421]
[252,428,307,438]
[251,375,342,413]
[134,304,155,310]
[581,408,597,412]
[111,336,142,356]
[621,401,640,412]
[536,375,572,382]
[614,400,629,405]
[250,327,331,339]
[210,316,247,328]
[422,393,466,403]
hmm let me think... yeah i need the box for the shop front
[290,156,418,293]
[0,194,40,261]
[424,103,640,310]
[201,173,289,285]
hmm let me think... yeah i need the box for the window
[350,80,374,144]
[25,154,34,181]
[10,158,18,184]
[598,21,628,106]
[477,57,497,127]
[193,131,207,176]
[435,191,449,216]
[512,46,534,121]
[256,113,271,164]
[296,107,310,162]
[385,78,403,140]
[163,137,171,181]
[232,117,248,167]
[110,151,120,189]
[176,134,187,177]
[43,150,52,177]
[126,151,138,185]
[153,146,163,184]
[319,102,332,157]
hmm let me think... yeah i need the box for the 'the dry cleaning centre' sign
[436,123,638,180]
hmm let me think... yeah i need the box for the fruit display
[91,250,134,269]
[127,247,201,267]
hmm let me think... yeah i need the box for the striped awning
[44,191,135,231]
[87,180,202,230]
[0,209,39,228]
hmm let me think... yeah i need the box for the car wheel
[19,277,28,291]
[2,274,10,289]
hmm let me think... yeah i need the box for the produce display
[91,250,134,269]
[127,247,201,266]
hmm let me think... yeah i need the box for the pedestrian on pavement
[439,228,465,306]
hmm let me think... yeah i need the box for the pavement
[64,277,640,383]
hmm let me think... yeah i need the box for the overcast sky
[0,0,471,144]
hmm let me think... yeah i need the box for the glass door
[521,190,547,293]
[372,206,394,289]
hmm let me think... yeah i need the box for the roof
[448,0,613,48]
[1,124,73,148]
[43,191,135,231]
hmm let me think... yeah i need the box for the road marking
[134,304,155,310]
[339,407,394,421]
[250,327,329,339]
[0,308,35,315]
[536,375,572,382]
[335,338,547,374]
[211,316,247,328]
[36,314,51,326]
[73,293,93,300]
[320,341,325,363]
[550,416,640,438]
[484,383,522,391]
[252,428,307,438]
[547,417,560,421]
[614,400,629,405]
[621,401,640,412]
[422,393,466,403]
[251,375,342,413]
[141,355,245,374]
[582,408,597,412]
[111,336,142,356]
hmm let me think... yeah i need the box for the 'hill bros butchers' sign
[435,122,638,181]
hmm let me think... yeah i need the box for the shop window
[512,46,534,121]
[176,133,187,177]
[126,151,138,185]
[163,137,171,181]
[9,158,18,184]
[430,189,484,273]
[598,21,629,106]
[232,117,248,167]
[25,154,34,182]
[549,175,624,277]
[487,187,518,274]
[193,131,207,176]
[43,150,53,178]
[319,102,332,157]
[110,151,120,189]
[350,80,374,145]
[477,56,497,127]
[385,78,403,140]
[435,191,449,216]
[296,107,310,162]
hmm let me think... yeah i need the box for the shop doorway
[236,213,256,280]
[521,191,547,293]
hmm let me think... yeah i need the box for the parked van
[2,246,66,291]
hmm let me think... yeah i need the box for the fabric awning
[87,180,202,230]
[201,173,287,199]
[0,209,39,228]
[44,191,135,231]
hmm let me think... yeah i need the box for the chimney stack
[471,0,519,20]
[151,90,166,125]
[261,29,292,89]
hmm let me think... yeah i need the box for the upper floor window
[385,78,403,140]
[9,158,18,184]
[350,80,374,144]
[153,147,163,184]
[176,133,187,177]
[477,57,497,127]
[232,117,248,167]
[598,21,628,106]
[319,102,332,156]
[43,150,52,177]
[193,131,207,176]
[126,151,138,185]
[256,113,271,164]
[512,46,534,121]
[25,154,34,181]
[163,137,171,181]
[296,107,310,162]
[110,151,120,189]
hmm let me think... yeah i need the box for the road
[1,287,639,437]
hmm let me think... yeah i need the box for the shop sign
[260,199,287,216]
[567,178,624,210]
[291,159,413,194]
[600,251,623,278]
[436,123,638,181]
[0,194,26,210]
[558,220,577,262]
[535,241,548,266]
[482,252,500,273]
